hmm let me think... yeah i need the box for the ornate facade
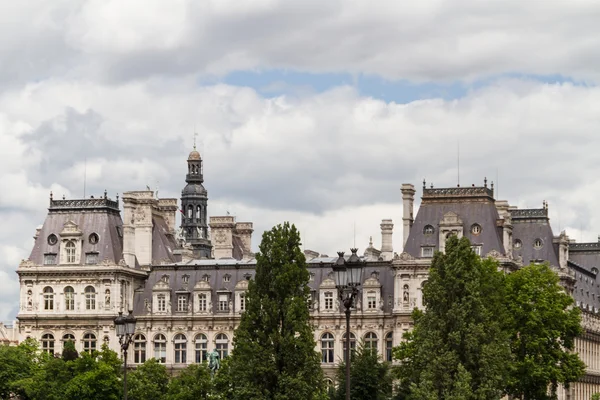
[13,152,600,396]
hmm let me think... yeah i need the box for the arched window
[83,333,96,353]
[64,286,75,310]
[63,333,75,343]
[154,334,167,363]
[215,333,229,359]
[174,334,187,364]
[364,332,378,353]
[195,333,208,363]
[196,205,201,220]
[41,333,55,355]
[342,332,356,362]
[85,286,96,310]
[385,332,393,362]
[187,205,193,219]
[321,333,334,363]
[66,241,76,263]
[198,293,207,312]
[43,287,54,310]
[134,334,146,364]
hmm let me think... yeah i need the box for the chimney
[495,200,513,257]
[210,216,235,259]
[554,231,570,269]
[380,219,394,260]
[122,191,155,267]
[401,184,416,250]
[235,222,254,259]
[157,198,178,235]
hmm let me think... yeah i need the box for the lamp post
[332,248,365,400]
[114,310,137,400]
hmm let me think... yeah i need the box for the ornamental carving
[215,231,226,244]
[395,252,415,261]
[19,259,36,268]
[485,250,503,259]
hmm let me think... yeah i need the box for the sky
[2,0,600,321]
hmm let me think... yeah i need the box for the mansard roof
[510,207,560,267]
[29,196,124,265]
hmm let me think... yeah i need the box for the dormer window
[182,275,189,284]
[471,224,482,235]
[65,241,76,263]
[471,245,482,256]
[423,225,435,235]
[88,233,99,244]
[223,274,231,283]
[324,292,334,310]
[514,239,522,249]
[44,253,57,265]
[47,234,58,246]
[534,238,544,249]
[421,246,434,258]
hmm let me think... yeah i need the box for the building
[14,150,600,397]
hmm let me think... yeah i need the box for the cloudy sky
[2,0,600,321]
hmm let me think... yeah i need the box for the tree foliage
[333,343,393,400]
[228,222,327,400]
[504,263,585,399]
[128,358,170,400]
[167,363,213,400]
[0,339,39,399]
[394,236,510,400]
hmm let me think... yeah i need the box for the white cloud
[3,1,600,84]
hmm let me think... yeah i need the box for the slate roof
[510,208,560,267]
[29,197,124,265]
[568,243,600,312]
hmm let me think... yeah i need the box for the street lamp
[332,248,365,400]
[114,310,137,400]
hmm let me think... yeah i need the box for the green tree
[128,358,169,400]
[393,236,510,400]
[63,344,122,400]
[0,339,39,399]
[167,363,212,400]
[62,340,79,361]
[228,222,327,400]
[334,343,393,400]
[212,357,234,400]
[504,263,585,400]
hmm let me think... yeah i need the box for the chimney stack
[380,219,394,260]
[401,184,416,251]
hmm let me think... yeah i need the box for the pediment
[152,280,170,291]
[235,280,249,290]
[320,278,336,289]
[440,211,462,226]
[60,220,82,236]
[363,277,381,287]
[194,280,212,290]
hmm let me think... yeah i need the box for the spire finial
[423,179,426,189]
[484,177,487,187]
[193,131,198,150]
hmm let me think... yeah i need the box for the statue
[208,349,220,377]
[27,290,32,309]
[105,289,111,308]
[403,290,409,303]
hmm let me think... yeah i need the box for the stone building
[13,149,600,397]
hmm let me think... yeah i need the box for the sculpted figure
[208,349,220,377]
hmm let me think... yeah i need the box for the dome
[182,183,207,195]
[188,150,201,161]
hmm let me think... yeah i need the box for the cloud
[3,1,600,85]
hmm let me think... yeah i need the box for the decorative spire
[484,177,488,188]
[423,179,426,190]
[193,131,198,150]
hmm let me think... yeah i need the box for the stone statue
[208,349,220,377]
[145,299,151,313]
[403,290,409,303]
[105,289,111,308]
[27,291,32,309]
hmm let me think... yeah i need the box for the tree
[333,343,393,400]
[167,363,212,400]
[63,344,122,400]
[228,222,327,399]
[128,358,169,400]
[504,263,585,400]
[62,340,79,361]
[393,236,510,400]
[0,339,39,399]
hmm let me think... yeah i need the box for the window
[174,334,187,364]
[202,274,210,282]
[324,292,333,310]
[85,286,96,310]
[196,205,201,219]
[367,291,377,310]
[239,293,246,311]
[88,233,99,244]
[41,333,55,355]
[48,234,58,245]
[342,332,356,363]
[44,254,57,265]
[223,275,231,283]
[134,334,146,364]
[154,334,167,363]
[385,332,393,362]
[63,333,75,343]
[66,241,76,263]
[83,333,96,353]
[64,286,75,310]
[364,332,378,353]
[177,295,188,312]
[195,334,208,363]
[43,286,54,310]
[321,333,334,363]
[514,239,522,249]
[218,294,228,311]
[534,238,544,249]
[215,333,229,359]
[471,245,482,256]
[471,224,482,235]
[421,246,434,258]
[85,253,98,264]
[182,275,189,284]
[157,294,166,312]
[187,206,193,219]
[198,293,207,311]
[423,225,434,235]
